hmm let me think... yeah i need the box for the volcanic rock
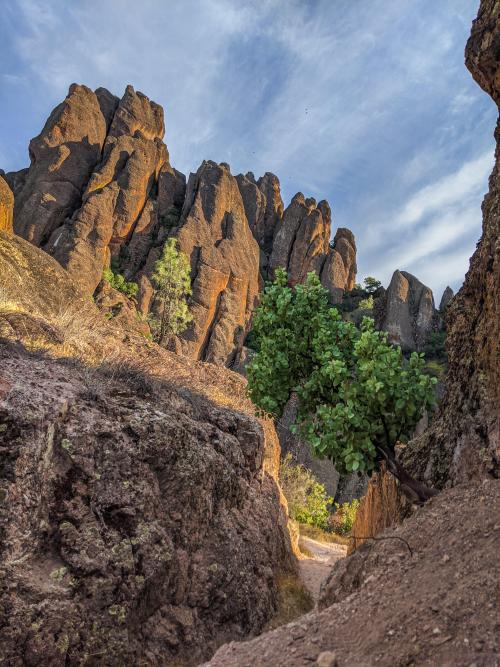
[402,0,500,486]
[438,285,454,311]
[378,269,436,351]
[320,228,357,304]
[0,176,14,234]
[13,84,118,246]
[171,160,261,366]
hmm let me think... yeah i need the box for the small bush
[330,499,360,535]
[279,453,332,530]
[358,295,374,310]
[102,268,138,299]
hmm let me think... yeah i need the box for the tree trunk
[376,444,437,505]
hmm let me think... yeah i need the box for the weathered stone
[319,229,357,305]
[0,176,14,234]
[330,228,357,291]
[439,286,454,311]
[47,85,167,295]
[269,193,331,286]
[402,0,500,487]
[171,160,261,366]
[378,270,436,351]
[13,84,118,245]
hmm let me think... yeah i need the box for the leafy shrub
[247,269,437,500]
[330,499,360,535]
[102,268,138,298]
[358,295,374,310]
[363,276,382,293]
[279,454,332,530]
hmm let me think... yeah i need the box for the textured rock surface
[0,231,296,666]
[439,285,454,311]
[346,464,410,555]
[205,481,500,667]
[13,84,117,246]
[378,269,437,351]
[402,0,500,487]
[0,176,14,234]
[320,228,357,303]
[47,85,167,294]
[171,161,261,365]
[8,83,357,366]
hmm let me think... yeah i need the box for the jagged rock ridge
[7,84,357,365]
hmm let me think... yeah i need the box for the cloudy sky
[0,0,496,300]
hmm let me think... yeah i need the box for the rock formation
[439,285,454,311]
[0,230,296,665]
[7,83,358,367]
[377,269,437,351]
[402,0,500,487]
[0,175,14,234]
[170,161,261,365]
[11,84,118,246]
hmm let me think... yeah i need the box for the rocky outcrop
[377,269,437,351]
[7,83,357,367]
[439,285,454,311]
[402,0,500,487]
[0,176,14,234]
[0,230,296,666]
[47,85,167,294]
[346,464,410,555]
[12,84,118,246]
[206,480,500,667]
[236,171,283,279]
[170,161,261,365]
[269,194,330,285]
[320,228,357,304]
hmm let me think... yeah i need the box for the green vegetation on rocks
[248,269,437,502]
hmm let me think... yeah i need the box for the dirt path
[298,536,347,602]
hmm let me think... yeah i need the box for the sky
[0,0,496,301]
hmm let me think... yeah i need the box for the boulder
[378,269,436,351]
[171,161,261,366]
[0,176,14,234]
[13,84,118,245]
[320,228,357,304]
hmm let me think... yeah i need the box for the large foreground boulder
[0,232,296,666]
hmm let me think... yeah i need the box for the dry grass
[298,523,350,547]
[263,573,314,631]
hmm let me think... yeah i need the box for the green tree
[247,269,437,503]
[363,276,382,293]
[102,268,138,298]
[279,454,332,529]
[150,238,192,344]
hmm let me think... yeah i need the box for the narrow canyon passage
[298,538,347,602]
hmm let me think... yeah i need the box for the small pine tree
[150,238,192,344]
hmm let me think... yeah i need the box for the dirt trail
[298,536,347,601]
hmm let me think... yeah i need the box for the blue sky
[0,0,496,301]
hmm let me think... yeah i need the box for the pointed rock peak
[439,286,454,311]
[318,200,331,222]
[291,192,305,205]
[219,162,231,171]
[305,196,317,209]
[110,85,165,141]
[333,227,356,250]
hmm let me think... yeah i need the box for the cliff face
[0,230,296,666]
[8,84,357,367]
[402,0,500,487]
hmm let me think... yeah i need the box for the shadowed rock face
[320,228,357,304]
[0,176,14,234]
[0,230,296,666]
[378,269,437,351]
[439,285,454,311]
[402,0,500,487]
[171,161,261,365]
